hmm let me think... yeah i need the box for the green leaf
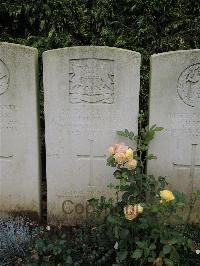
[107,155,115,166]
[193,189,200,198]
[107,182,115,189]
[149,243,156,250]
[117,129,134,140]
[122,171,128,179]
[169,239,178,245]
[120,185,130,191]
[131,249,143,259]
[164,258,174,266]
[163,244,172,255]
[147,154,157,160]
[117,130,126,137]
[148,257,156,263]
[117,250,128,262]
[114,226,119,238]
[114,170,122,179]
[88,198,99,207]
[125,129,129,134]
[136,241,147,249]
[155,126,164,131]
[48,28,55,38]
[129,132,134,139]
[122,192,131,201]
[134,155,140,160]
[120,229,129,239]
[65,255,73,264]
[107,214,119,225]
[40,20,45,30]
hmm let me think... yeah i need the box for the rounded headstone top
[151,49,200,59]
[150,49,200,109]
[0,42,38,55]
[42,46,141,58]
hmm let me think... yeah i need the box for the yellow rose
[137,203,144,213]
[160,190,175,202]
[124,204,143,220]
[108,146,115,155]
[125,148,134,160]
[127,159,137,170]
[114,152,126,164]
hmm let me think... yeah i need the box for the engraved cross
[173,144,200,191]
[77,140,106,187]
[0,155,13,162]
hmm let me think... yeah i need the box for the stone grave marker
[0,43,41,219]
[43,46,141,225]
[148,50,200,196]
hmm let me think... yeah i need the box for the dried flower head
[124,204,143,220]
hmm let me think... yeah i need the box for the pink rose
[114,143,128,154]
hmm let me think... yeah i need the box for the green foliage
[23,223,200,265]
[117,111,164,171]
[23,224,115,265]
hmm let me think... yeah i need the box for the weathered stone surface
[43,46,140,225]
[0,43,41,218]
[148,50,200,195]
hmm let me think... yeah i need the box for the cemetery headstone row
[0,43,199,224]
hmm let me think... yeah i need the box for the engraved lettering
[0,105,16,129]
[169,112,200,137]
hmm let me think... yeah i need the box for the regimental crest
[69,59,114,104]
[177,63,200,107]
[0,60,9,95]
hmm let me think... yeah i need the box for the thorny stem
[182,195,197,234]
[137,114,145,174]
[131,222,134,250]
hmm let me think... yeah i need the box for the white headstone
[148,50,200,195]
[43,46,140,225]
[0,43,41,219]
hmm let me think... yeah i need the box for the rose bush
[89,113,200,266]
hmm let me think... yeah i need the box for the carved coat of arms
[69,59,114,103]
